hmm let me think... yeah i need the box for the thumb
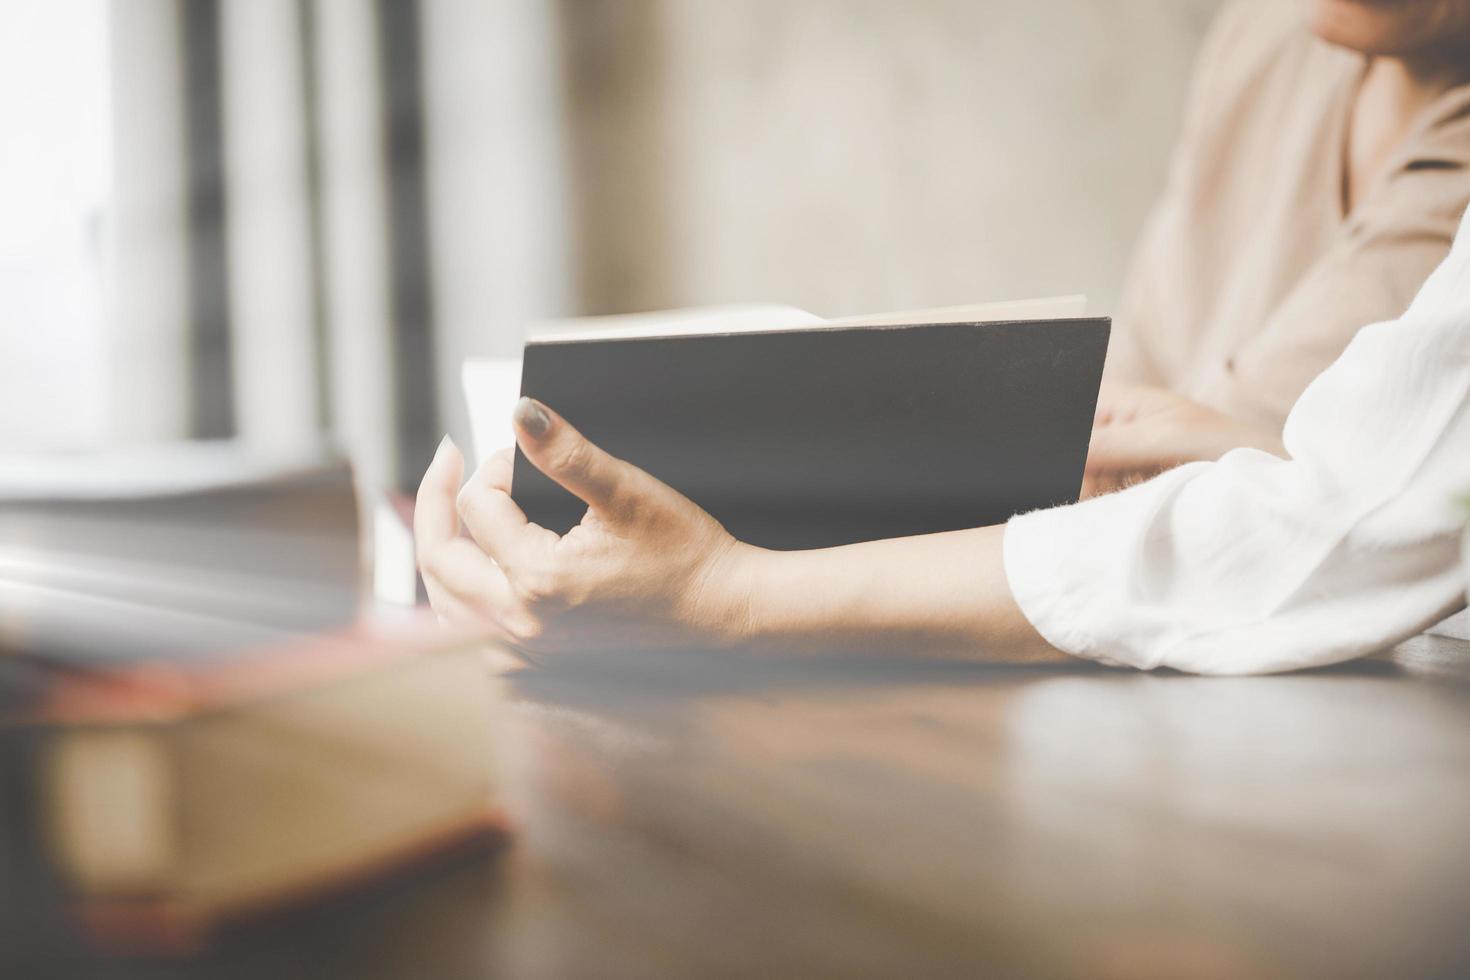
[1085,421,1163,476]
[513,396,641,518]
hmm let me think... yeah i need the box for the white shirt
[1004,204,1470,675]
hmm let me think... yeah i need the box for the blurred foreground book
[0,444,505,959]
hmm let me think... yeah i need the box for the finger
[427,582,519,644]
[422,540,530,647]
[512,396,646,520]
[424,577,484,627]
[458,477,541,565]
[480,446,516,493]
[460,445,559,563]
[421,536,515,617]
[1093,383,1119,427]
[1085,471,1126,498]
[1085,423,1170,475]
[415,436,464,558]
[1080,465,1132,499]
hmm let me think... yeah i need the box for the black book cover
[513,317,1109,551]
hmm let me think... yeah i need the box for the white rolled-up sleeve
[1004,207,1470,675]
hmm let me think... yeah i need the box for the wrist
[1224,418,1286,460]
[691,539,770,648]
[1185,406,1285,463]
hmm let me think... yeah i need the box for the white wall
[559,0,1221,319]
[420,0,575,451]
[220,0,321,455]
[313,0,398,485]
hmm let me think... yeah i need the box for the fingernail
[514,397,552,438]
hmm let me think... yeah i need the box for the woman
[414,2,1470,675]
[1106,0,1470,436]
[415,203,1470,675]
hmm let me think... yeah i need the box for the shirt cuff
[1003,499,1156,670]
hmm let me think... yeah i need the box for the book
[0,450,506,958]
[0,615,506,959]
[0,444,363,646]
[464,297,1108,551]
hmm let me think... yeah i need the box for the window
[0,0,111,449]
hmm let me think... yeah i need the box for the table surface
[80,633,1470,980]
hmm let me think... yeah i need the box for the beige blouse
[1108,0,1470,429]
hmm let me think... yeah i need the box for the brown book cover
[0,456,507,960]
[1,612,509,959]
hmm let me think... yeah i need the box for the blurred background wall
[2,0,1223,490]
[563,0,1218,317]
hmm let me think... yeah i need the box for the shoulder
[1195,0,1311,78]
[1361,88,1470,236]
[1201,0,1305,56]
[1183,1,1335,125]
[1399,86,1470,179]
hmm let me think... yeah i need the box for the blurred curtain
[107,0,1221,494]
[107,0,573,492]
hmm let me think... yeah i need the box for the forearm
[1193,415,1286,464]
[721,525,1071,663]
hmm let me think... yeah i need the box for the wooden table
[81,633,1470,980]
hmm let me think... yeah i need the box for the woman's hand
[413,398,753,654]
[415,398,1062,664]
[1084,383,1285,497]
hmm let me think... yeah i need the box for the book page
[530,296,1087,342]
[529,303,821,343]
[0,441,342,501]
[825,295,1086,327]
